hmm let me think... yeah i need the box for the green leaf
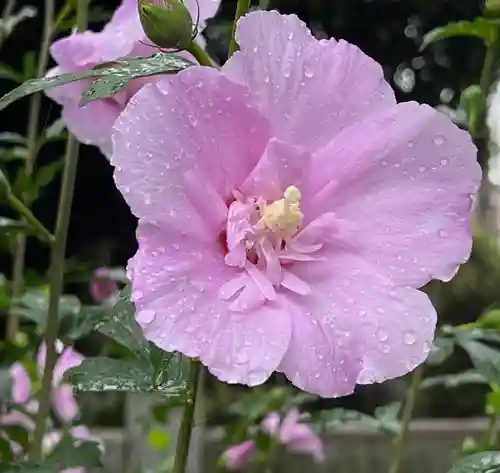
[461,85,486,136]
[313,408,380,429]
[0,53,193,111]
[0,133,27,145]
[43,119,66,141]
[427,335,456,366]
[0,436,14,462]
[420,370,487,389]
[421,18,499,50]
[67,357,155,392]
[0,146,28,161]
[0,217,34,235]
[0,62,24,83]
[0,6,37,41]
[374,402,402,437]
[1,425,30,450]
[151,348,190,396]
[459,339,500,384]
[78,284,150,360]
[447,451,500,473]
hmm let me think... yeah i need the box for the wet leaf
[421,18,499,50]
[420,370,487,389]
[0,53,193,111]
[447,451,500,473]
[459,339,500,384]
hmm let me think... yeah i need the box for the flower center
[219,186,323,312]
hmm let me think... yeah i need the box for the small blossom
[45,0,220,156]
[37,341,84,423]
[112,11,480,396]
[9,362,30,404]
[90,268,119,303]
[221,409,324,470]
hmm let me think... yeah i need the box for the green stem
[228,0,250,58]
[186,41,215,67]
[6,0,55,340]
[7,194,54,243]
[387,365,424,473]
[480,45,496,95]
[172,360,201,473]
[29,1,89,462]
[484,412,499,447]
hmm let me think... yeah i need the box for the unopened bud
[138,0,194,50]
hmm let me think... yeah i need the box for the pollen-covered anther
[258,185,303,238]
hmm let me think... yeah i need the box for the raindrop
[304,67,315,78]
[433,135,446,146]
[403,331,417,345]
[440,158,449,166]
[418,165,426,172]
[377,329,389,342]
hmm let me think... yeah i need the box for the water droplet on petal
[304,67,315,78]
[403,331,417,345]
[433,135,446,146]
[377,329,389,342]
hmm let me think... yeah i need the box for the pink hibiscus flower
[45,0,220,156]
[222,408,324,470]
[111,11,481,396]
[90,267,119,303]
[37,341,84,423]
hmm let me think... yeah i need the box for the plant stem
[186,41,215,67]
[228,0,250,58]
[29,0,89,461]
[172,360,201,473]
[7,194,54,243]
[484,412,499,447]
[6,0,55,340]
[387,365,424,473]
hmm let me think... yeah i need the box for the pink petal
[111,67,271,234]
[52,385,79,423]
[279,409,325,462]
[90,268,119,302]
[53,347,85,385]
[241,139,312,202]
[261,412,280,436]
[9,363,30,404]
[221,440,255,470]
[0,410,35,431]
[278,287,363,398]
[62,100,121,157]
[312,102,481,287]
[223,11,395,153]
[131,222,292,386]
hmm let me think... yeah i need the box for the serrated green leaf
[459,339,500,384]
[420,370,487,389]
[0,53,193,111]
[447,451,500,473]
[68,357,153,391]
[80,284,150,360]
[421,18,499,50]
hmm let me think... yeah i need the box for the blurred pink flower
[222,440,255,470]
[38,340,84,423]
[90,268,119,302]
[222,409,324,470]
[9,362,30,404]
[111,11,481,396]
[45,0,220,156]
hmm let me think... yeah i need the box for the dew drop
[304,67,315,78]
[440,158,449,166]
[377,329,389,342]
[433,135,446,146]
[418,165,426,172]
[403,331,417,345]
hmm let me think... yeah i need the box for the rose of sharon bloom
[45,0,220,156]
[111,11,481,396]
[90,268,119,302]
[37,340,84,423]
[222,409,324,470]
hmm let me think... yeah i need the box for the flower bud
[138,0,194,50]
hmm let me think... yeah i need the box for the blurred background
[1,0,499,471]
